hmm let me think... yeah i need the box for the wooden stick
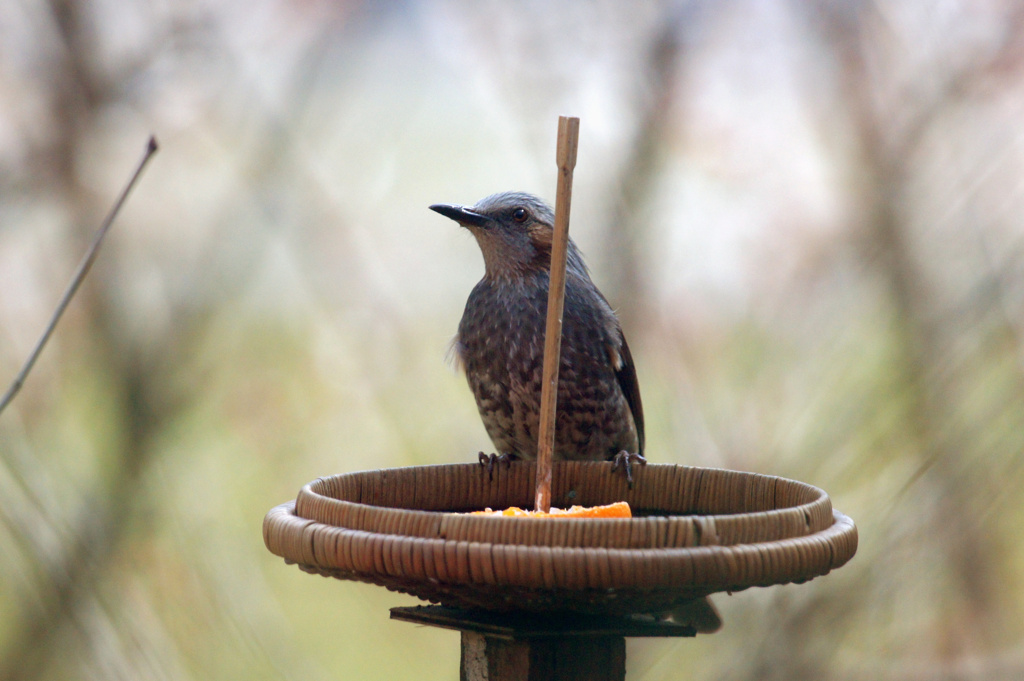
[0,135,159,416]
[535,116,579,513]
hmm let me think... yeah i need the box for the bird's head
[430,191,587,281]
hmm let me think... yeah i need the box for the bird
[431,191,722,633]
[429,190,646,480]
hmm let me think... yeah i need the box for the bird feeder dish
[264,461,857,615]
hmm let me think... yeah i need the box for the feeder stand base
[391,605,696,681]
[461,631,623,681]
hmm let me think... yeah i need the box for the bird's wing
[613,331,645,456]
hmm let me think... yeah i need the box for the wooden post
[391,605,695,681]
[461,631,624,681]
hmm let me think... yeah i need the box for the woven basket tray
[263,462,857,614]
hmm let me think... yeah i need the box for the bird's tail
[669,596,722,634]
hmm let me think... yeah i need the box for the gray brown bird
[431,191,721,633]
[430,191,645,478]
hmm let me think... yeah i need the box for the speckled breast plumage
[456,269,639,462]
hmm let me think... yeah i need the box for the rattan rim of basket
[263,501,857,595]
[292,462,835,549]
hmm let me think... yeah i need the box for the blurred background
[1,1,1023,679]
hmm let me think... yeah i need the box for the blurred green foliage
[2,2,1024,680]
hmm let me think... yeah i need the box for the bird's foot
[610,451,647,488]
[478,451,515,479]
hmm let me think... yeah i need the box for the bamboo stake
[535,116,579,513]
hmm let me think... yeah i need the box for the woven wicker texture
[264,462,857,614]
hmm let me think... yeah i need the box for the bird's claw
[478,451,514,479]
[611,451,647,488]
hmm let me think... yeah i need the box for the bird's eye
[512,208,528,223]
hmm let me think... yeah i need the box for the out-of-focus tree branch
[0,1,364,677]
[598,4,698,333]
[0,2,178,679]
[803,0,1024,662]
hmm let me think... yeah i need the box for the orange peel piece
[471,501,631,518]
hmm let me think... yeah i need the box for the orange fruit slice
[471,501,631,518]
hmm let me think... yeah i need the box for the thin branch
[0,135,158,416]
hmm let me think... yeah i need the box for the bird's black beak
[429,203,491,228]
